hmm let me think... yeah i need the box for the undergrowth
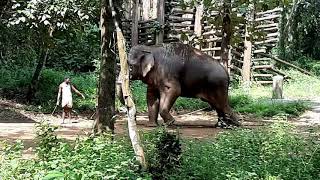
[1,122,319,179]
[175,122,320,180]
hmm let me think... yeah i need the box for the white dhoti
[61,83,73,108]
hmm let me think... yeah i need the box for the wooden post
[220,0,232,70]
[194,2,203,49]
[142,0,151,20]
[272,75,283,99]
[152,0,157,19]
[156,0,165,44]
[242,3,254,84]
[131,0,139,46]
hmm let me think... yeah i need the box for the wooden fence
[121,0,285,84]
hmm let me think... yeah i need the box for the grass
[174,122,320,179]
[1,122,320,179]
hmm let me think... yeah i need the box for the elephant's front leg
[159,84,180,125]
[147,87,160,127]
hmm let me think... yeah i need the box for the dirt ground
[1,98,320,158]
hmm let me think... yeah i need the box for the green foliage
[230,92,309,117]
[0,66,34,89]
[0,122,151,180]
[285,0,320,60]
[35,121,59,160]
[176,122,320,179]
[142,127,182,179]
[35,69,96,112]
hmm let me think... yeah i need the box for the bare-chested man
[56,77,85,124]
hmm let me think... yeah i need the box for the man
[56,77,85,124]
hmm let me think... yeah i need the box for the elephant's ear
[141,54,154,77]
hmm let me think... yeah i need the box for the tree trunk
[93,0,116,134]
[26,48,49,102]
[220,0,232,71]
[109,0,147,170]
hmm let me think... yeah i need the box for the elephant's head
[128,45,155,80]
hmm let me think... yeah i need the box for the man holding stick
[56,77,85,124]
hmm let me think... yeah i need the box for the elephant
[128,42,241,128]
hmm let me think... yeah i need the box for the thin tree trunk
[220,0,232,71]
[109,0,147,170]
[93,0,116,134]
[26,48,49,102]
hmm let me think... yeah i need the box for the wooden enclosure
[121,0,286,84]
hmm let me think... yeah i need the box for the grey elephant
[128,42,241,128]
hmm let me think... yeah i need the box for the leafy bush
[176,122,320,179]
[0,122,151,180]
[142,127,182,179]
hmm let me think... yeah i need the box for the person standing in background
[56,77,85,124]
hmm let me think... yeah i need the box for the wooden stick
[256,7,283,16]
[259,54,312,75]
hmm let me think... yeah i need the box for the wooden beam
[256,7,283,16]
[260,54,312,75]
[201,47,222,52]
[255,14,281,22]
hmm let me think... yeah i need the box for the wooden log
[168,15,194,21]
[260,54,312,76]
[169,23,194,27]
[254,38,279,45]
[272,75,283,99]
[213,56,221,60]
[202,30,222,36]
[231,50,242,57]
[201,47,222,52]
[255,14,281,22]
[253,58,272,61]
[263,27,279,31]
[230,64,242,73]
[156,0,165,44]
[138,31,155,36]
[256,23,278,29]
[138,19,157,24]
[253,64,273,69]
[269,68,287,77]
[172,29,194,34]
[171,8,194,14]
[266,32,278,38]
[203,25,217,30]
[253,48,267,54]
[256,7,283,16]
[253,74,273,77]
[131,0,139,46]
[203,37,223,43]
[232,58,243,64]
[256,81,273,84]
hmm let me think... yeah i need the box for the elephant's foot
[146,121,158,127]
[214,118,240,129]
[164,119,175,127]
